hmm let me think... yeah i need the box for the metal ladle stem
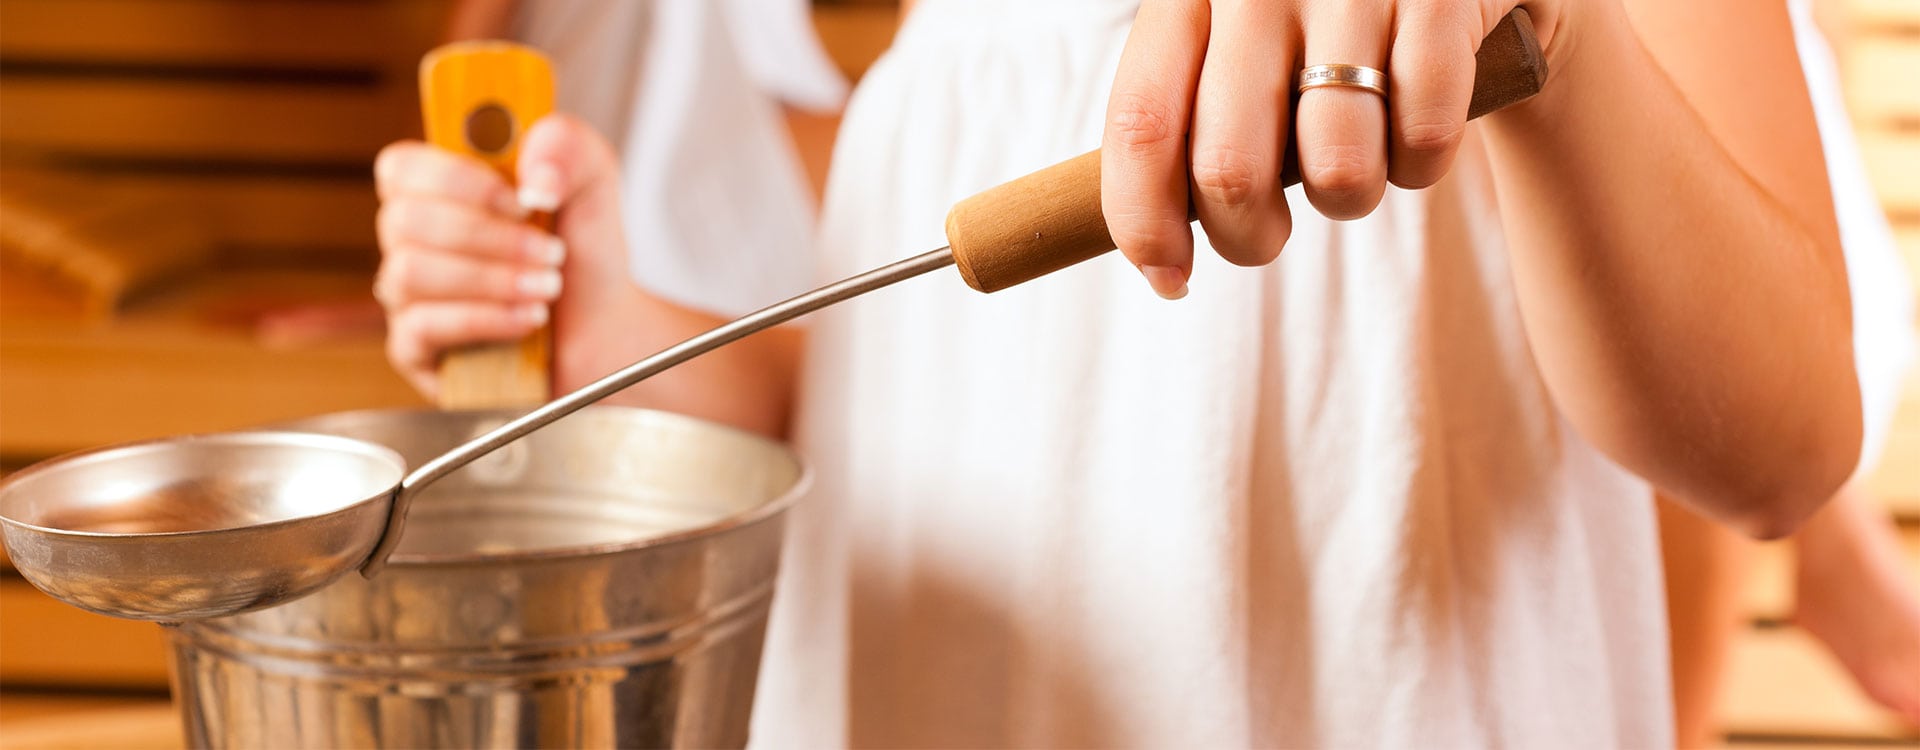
[359,247,957,577]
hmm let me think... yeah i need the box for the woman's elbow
[1709,405,1863,541]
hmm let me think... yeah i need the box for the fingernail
[1140,265,1189,300]
[517,303,549,326]
[518,163,562,212]
[517,269,562,299]
[528,235,566,266]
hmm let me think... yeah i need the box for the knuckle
[376,200,418,245]
[488,226,529,260]
[1106,92,1182,153]
[373,256,413,305]
[1397,107,1463,157]
[385,313,420,361]
[1107,213,1191,266]
[1305,143,1380,198]
[1189,144,1267,208]
[490,266,522,300]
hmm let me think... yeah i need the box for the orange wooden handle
[947,8,1549,294]
[418,41,557,408]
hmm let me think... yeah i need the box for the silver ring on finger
[1297,64,1388,98]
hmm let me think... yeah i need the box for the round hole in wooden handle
[464,102,516,155]
[947,8,1548,294]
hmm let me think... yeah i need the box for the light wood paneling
[0,78,412,163]
[41,174,381,266]
[1741,524,1920,621]
[1722,627,1918,739]
[1898,225,1920,286]
[1860,132,1920,212]
[0,579,170,688]
[0,0,447,70]
[0,271,423,458]
[1846,0,1920,29]
[1845,39,1920,126]
[0,697,180,750]
[1870,370,1920,518]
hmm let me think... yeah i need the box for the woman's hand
[1100,0,1569,298]
[373,114,631,399]
[373,114,800,436]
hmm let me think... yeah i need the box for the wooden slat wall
[1724,529,1920,741]
[0,0,449,67]
[0,0,448,698]
[0,0,450,268]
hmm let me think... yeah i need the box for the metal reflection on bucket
[167,406,807,749]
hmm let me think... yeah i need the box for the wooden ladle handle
[418,41,557,407]
[946,8,1549,294]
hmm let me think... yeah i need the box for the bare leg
[1658,493,1759,749]
[1793,479,1920,725]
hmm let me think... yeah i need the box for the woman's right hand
[372,114,633,399]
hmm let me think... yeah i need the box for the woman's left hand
[1099,0,1572,298]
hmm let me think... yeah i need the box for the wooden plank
[1743,540,1795,622]
[1870,370,1920,517]
[0,579,171,688]
[0,270,424,457]
[1844,38,1920,126]
[65,174,379,266]
[0,168,378,269]
[0,700,182,750]
[1730,740,1919,750]
[1873,219,1919,517]
[1742,523,1920,621]
[0,0,449,70]
[1899,224,1920,290]
[1859,132,1920,212]
[1845,0,1920,30]
[0,77,414,163]
[0,693,170,728]
[1721,627,1919,739]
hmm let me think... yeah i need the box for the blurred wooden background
[0,0,1914,748]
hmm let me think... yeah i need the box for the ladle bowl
[0,432,404,621]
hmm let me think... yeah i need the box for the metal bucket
[164,407,807,749]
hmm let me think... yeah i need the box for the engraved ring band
[1297,64,1388,97]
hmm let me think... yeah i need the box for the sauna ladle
[0,10,1547,622]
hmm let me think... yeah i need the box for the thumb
[515,113,620,218]
[514,114,630,288]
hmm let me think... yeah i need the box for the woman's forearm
[1481,8,1860,537]
[553,284,802,440]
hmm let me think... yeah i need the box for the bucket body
[165,407,806,749]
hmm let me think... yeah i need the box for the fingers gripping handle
[946,8,1549,294]
[420,41,558,407]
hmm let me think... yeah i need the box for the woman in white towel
[373,0,1880,745]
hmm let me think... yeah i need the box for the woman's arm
[1481,1,1860,537]
[376,117,801,438]
[1096,0,1860,537]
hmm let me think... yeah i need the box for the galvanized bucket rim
[263,405,812,569]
